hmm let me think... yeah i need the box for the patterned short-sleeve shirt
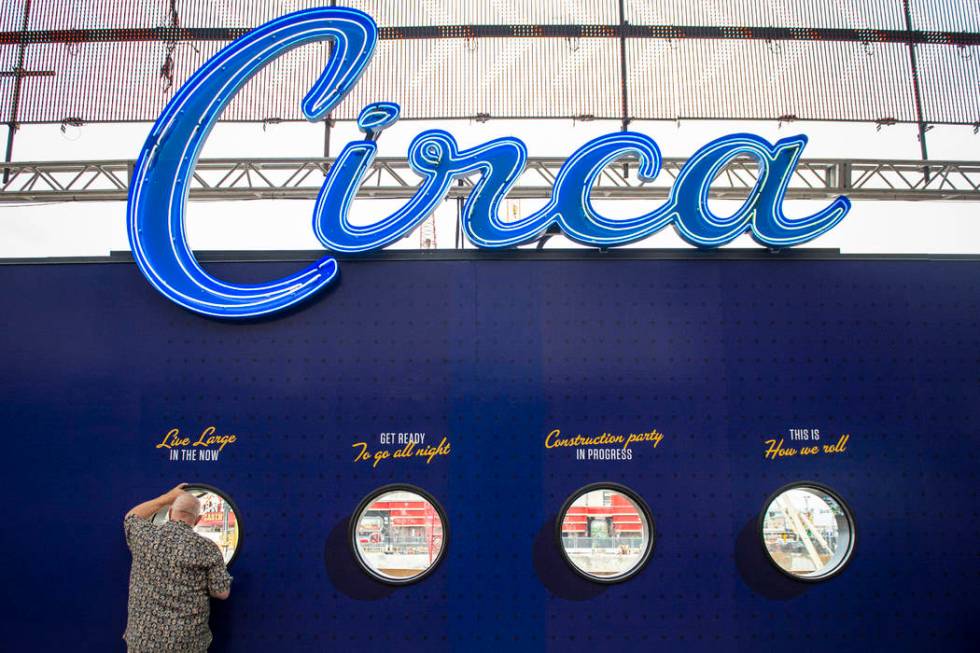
[124,514,233,652]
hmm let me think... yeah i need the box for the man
[123,484,233,652]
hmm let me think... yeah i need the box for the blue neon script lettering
[128,8,375,317]
[128,7,851,319]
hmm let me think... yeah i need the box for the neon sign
[128,7,851,319]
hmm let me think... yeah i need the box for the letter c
[127,8,377,318]
[545,429,561,448]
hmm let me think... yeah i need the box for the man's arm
[125,484,188,520]
[206,543,233,600]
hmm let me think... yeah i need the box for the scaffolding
[1,155,976,203]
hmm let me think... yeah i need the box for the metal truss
[1,156,979,204]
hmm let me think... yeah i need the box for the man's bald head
[170,492,201,526]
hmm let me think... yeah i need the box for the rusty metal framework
[1,155,978,203]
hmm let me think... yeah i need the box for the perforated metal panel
[1,0,977,125]
[910,0,980,32]
[624,0,906,29]
[627,39,918,122]
[332,37,623,121]
[917,43,980,124]
[0,254,977,651]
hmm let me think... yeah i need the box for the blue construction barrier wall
[0,255,977,652]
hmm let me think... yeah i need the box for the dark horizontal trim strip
[4,248,980,266]
[0,24,977,47]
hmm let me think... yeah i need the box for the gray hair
[171,492,201,521]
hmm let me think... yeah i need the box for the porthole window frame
[758,481,856,583]
[349,483,450,586]
[555,482,657,585]
[157,482,243,568]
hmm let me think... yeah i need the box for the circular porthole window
[350,484,448,585]
[151,483,242,566]
[556,483,655,583]
[760,482,855,581]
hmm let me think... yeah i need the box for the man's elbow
[210,588,230,600]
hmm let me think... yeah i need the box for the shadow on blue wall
[734,518,809,600]
[532,513,607,601]
[324,515,395,601]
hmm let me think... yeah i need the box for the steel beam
[0,156,978,204]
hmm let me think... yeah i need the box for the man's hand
[126,483,192,521]
[165,483,189,501]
